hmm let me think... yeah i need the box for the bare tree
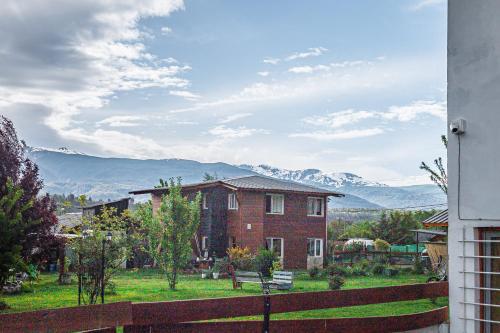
[420,135,448,194]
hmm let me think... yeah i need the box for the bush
[383,267,400,276]
[227,246,254,270]
[328,275,345,290]
[351,264,368,276]
[326,264,349,277]
[0,300,9,311]
[374,239,390,251]
[255,248,277,277]
[371,263,386,275]
[308,267,321,278]
[413,256,424,274]
[270,261,282,276]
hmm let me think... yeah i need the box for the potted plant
[201,269,211,279]
[212,260,224,279]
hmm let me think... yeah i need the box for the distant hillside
[27,148,446,209]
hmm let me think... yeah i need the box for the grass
[0,269,447,320]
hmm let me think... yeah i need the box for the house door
[266,238,284,266]
[307,238,323,270]
[484,231,500,333]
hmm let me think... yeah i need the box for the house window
[201,236,208,250]
[228,193,238,210]
[265,194,284,214]
[307,197,324,216]
[202,193,208,210]
[266,238,283,258]
[307,238,323,257]
[483,231,500,331]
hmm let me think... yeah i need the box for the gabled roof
[422,209,448,227]
[130,175,344,197]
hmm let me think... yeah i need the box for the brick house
[130,175,343,269]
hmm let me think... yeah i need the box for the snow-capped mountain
[238,164,385,188]
[238,164,446,209]
[26,147,446,209]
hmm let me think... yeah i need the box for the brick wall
[151,188,328,269]
[263,193,327,269]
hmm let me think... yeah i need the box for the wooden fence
[0,282,448,333]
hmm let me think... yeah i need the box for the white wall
[448,0,500,331]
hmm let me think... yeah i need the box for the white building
[448,1,500,331]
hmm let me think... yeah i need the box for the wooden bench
[232,270,263,289]
[269,271,293,290]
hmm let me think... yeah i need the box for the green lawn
[0,269,447,320]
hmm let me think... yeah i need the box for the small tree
[142,178,201,290]
[70,206,132,304]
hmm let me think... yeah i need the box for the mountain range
[27,147,446,209]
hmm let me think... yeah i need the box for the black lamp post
[101,231,112,304]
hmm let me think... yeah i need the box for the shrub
[371,263,386,275]
[328,275,345,290]
[227,246,254,270]
[326,264,349,277]
[351,264,368,276]
[413,256,424,274]
[383,267,400,276]
[374,239,390,251]
[0,300,9,311]
[270,261,282,276]
[308,267,321,278]
[255,248,277,277]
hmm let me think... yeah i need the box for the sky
[0,0,447,186]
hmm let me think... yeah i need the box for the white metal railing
[459,227,500,332]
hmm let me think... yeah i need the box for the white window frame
[307,197,324,217]
[228,192,238,210]
[307,238,323,257]
[266,193,284,215]
[266,237,284,259]
[202,193,208,210]
[201,236,208,250]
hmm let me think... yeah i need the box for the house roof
[422,209,448,227]
[129,175,344,197]
[82,198,131,210]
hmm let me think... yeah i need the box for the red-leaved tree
[0,116,59,267]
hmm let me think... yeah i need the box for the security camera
[450,118,466,135]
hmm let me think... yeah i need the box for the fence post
[260,273,271,333]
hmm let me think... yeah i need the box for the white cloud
[285,47,328,61]
[410,0,446,11]
[97,115,145,127]
[257,71,270,77]
[263,57,280,65]
[288,65,330,74]
[383,100,447,122]
[292,100,445,140]
[161,26,172,35]
[0,0,187,148]
[290,128,384,141]
[169,90,202,101]
[170,56,443,114]
[218,113,253,124]
[303,110,377,129]
[209,125,268,139]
